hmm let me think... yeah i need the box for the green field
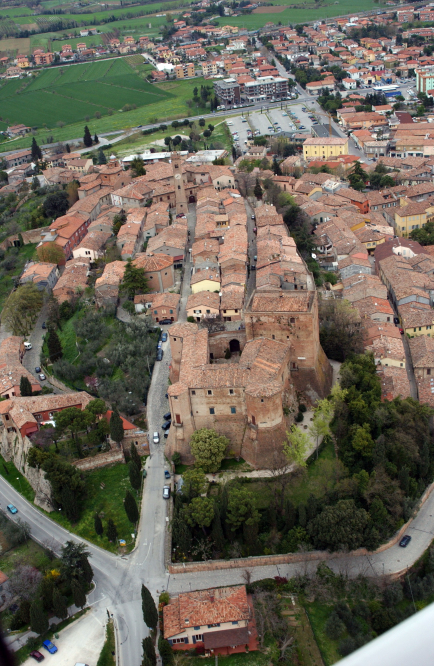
[216,0,392,29]
[0,75,209,153]
[0,57,172,128]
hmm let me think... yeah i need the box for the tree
[319,298,364,362]
[410,219,434,245]
[2,283,43,337]
[325,612,346,640]
[273,156,282,175]
[97,147,107,165]
[83,125,93,147]
[31,137,42,161]
[254,178,263,199]
[110,408,124,445]
[37,242,66,264]
[71,578,86,609]
[211,503,225,551]
[120,259,148,299]
[141,584,158,629]
[158,636,174,666]
[189,428,229,473]
[43,190,69,219]
[186,496,214,530]
[142,637,156,666]
[60,541,92,582]
[130,157,146,177]
[182,467,207,500]
[31,176,39,191]
[307,499,369,551]
[226,486,260,532]
[94,513,103,536]
[130,442,141,470]
[283,425,309,468]
[94,133,98,144]
[46,327,63,362]
[52,587,68,620]
[54,407,93,456]
[30,598,48,635]
[107,519,117,542]
[351,423,374,457]
[66,179,80,206]
[20,375,33,397]
[309,398,334,458]
[124,489,139,524]
[129,461,142,491]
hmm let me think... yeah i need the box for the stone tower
[171,151,187,215]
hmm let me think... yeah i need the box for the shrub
[325,611,346,640]
[338,637,357,657]
[295,412,304,422]
[299,403,307,413]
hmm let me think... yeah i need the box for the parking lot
[226,115,250,152]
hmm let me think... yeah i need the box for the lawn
[45,462,141,553]
[189,650,270,666]
[0,76,210,153]
[0,537,51,576]
[0,454,35,503]
[57,311,80,363]
[0,243,37,314]
[245,439,337,510]
[304,602,341,666]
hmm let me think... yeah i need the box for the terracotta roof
[133,253,173,272]
[191,269,220,286]
[204,627,249,649]
[164,586,250,639]
[186,292,220,310]
[250,291,312,313]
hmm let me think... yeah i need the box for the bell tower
[171,151,187,215]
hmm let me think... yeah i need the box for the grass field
[0,454,36,503]
[0,57,172,128]
[0,75,209,153]
[46,462,142,553]
[0,244,37,313]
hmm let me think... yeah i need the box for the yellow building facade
[303,137,349,160]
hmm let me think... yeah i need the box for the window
[170,310,173,314]
[154,310,157,314]
[194,626,201,631]
[229,389,234,395]
[428,369,431,375]
[172,638,185,645]
[230,407,236,414]
[290,317,295,323]
[207,623,220,628]
[207,390,212,395]
[191,390,196,395]
[209,407,215,415]
[232,621,239,625]
[176,414,181,424]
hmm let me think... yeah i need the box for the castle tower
[171,151,188,215]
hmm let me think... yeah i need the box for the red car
[399,328,404,334]
[30,651,44,662]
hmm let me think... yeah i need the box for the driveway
[21,306,64,394]
[22,610,105,666]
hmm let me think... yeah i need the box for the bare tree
[8,565,42,601]
[242,568,253,586]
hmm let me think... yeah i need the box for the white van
[24,342,32,350]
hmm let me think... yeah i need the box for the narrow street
[178,203,197,323]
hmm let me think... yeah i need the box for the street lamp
[16,477,22,493]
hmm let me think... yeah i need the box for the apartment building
[243,76,288,102]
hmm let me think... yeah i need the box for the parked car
[251,215,255,220]
[30,651,45,662]
[161,332,168,342]
[399,535,412,548]
[157,341,162,349]
[156,349,163,361]
[39,373,46,381]
[7,504,17,514]
[159,319,172,325]
[162,420,171,431]
[163,412,171,421]
[394,317,399,325]
[42,640,57,654]
[153,432,160,444]
[24,342,32,350]
[164,470,171,479]
[399,328,404,334]
[163,486,171,499]
[35,366,41,373]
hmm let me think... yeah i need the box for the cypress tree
[62,485,79,523]
[79,554,94,584]
[71,578,86,609]
[124,490,139,524]
[47,328,63,361]
[211,504,225,552]
[141,584,158,629]
[129,461,141,491]
[254,178,263,199]
[94,513,103,536]
[107,519,117,542]
[66,143,71,153]
[52,587,68,620]
[20,375,33,397]
[130,442,141,469]
[298,503,307,528]
[39,576,55,612]
[83,125,93,148]
[31,137,42,161]
[94,133,99,144]
[142,636,156,666]
[98,147,107,165]
[110,409,124,445]
[158,636,174,666]
[30,598,48,635]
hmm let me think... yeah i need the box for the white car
[153,432,160,444]
[39,373,46,381]
[24,342,32,350]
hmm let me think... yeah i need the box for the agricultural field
[0,36,30,54]
[0,75,209,153]
[216,0,393,29]
[0,57,172,128]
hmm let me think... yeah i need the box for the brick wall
[72,449,125,471]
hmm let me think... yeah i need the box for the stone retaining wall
[72,449,125,471]
[167,479,434,574]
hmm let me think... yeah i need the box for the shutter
[168,640,173,646]
[184,637,189,644]
[192,636,196,644]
